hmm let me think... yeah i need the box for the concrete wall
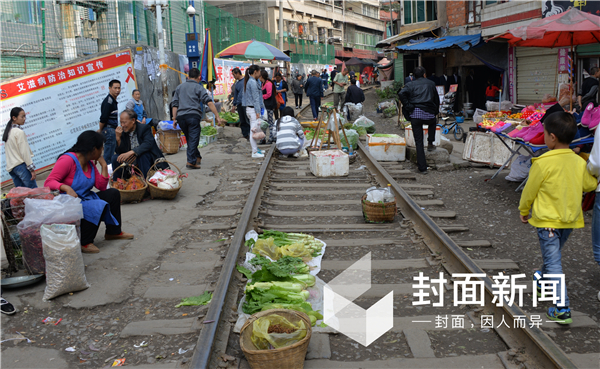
[481,1,541,37]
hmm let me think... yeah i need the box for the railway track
[186,91,597,368]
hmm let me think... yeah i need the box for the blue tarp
[396,34,482,51]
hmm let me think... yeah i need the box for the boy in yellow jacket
[519,112,597,324]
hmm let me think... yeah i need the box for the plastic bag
[260,119,269,131]
[157,121,176,131]
[6,187,54,219]
[149,169,180,189]
[353,125,367,138]
[340,129,358,150]
[252,238,281,260]
[327,113,346,131]
[17,195,83,274]
[353,116,376,134]
[251,314,307,350]
[344,103,363,122]
[473,108,487,124]
[506,155,531,182]
[41,224,90,300]
[485,100,513,111]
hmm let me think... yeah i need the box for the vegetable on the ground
[201,126,217,136]
[175,291,212,307]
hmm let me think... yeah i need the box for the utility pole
[279,0,284,51]
[148,0,170,119]
[58,0,77,61]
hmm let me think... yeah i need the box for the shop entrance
[464,65,502,110]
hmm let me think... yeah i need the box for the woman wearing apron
[45,131,133,253]
[125,89,153,127]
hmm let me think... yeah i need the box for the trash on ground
[88,343,100,351]
[133,341,148,348]
[65,347,76,352]
[175,291,212,308]
[178,348,189,354]
[111,358,126,366]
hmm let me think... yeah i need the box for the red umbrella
[489,7,600,47]
[489,8,600,109]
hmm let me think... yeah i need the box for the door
[516,47,558,105]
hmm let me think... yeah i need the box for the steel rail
[356,140,577,369]
[189,144,276,369]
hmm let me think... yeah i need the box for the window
[1,1,42,24]
[468,1,482,24]
[355,31,380,47]
[403,0,437,25]
[362,4,378,18]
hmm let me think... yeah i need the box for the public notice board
[0,50,137,184]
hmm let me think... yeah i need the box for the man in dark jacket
[113,109,167,179]
[345,79,365,105]
[578,66,599,110]
[398,66,440,174]
[99,79,121,163]
[330,67,338,90]
[305,71,323,120]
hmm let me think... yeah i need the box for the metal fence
[0,0,336,80]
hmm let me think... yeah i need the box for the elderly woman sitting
[112,109,168,179]
[45,131,133,253]
[125,89,154,127]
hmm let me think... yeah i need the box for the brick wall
[446,1,467,28]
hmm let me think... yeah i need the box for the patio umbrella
[216,39,291,61]
[200,28,217,83]
[489,8,600,109]
[200,28,217,126]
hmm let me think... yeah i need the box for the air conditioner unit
[83,20,98,39]
[308,35,314,41]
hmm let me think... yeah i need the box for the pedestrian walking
[398,66,440,174]
[291,75,304,109]
[333,69,349,111]
[305,70,323,121]
[2,107,37,188]
[520,112,597,324]
[171,68,223,169]
[99,79,121,163]
[586,112,600,302]
[242,65,266,158]
[232,67,250,140]
[330,67,338,90]
[274,73,288,121]
[260,70,277,144]
[321,69,329,92]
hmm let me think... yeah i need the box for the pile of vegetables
[304,128,329,142]
[237,256,323,325]
[371,134,398,138]
[201,126,217,136]
[322,102,334,107]
[219,112,239,122]
[246,230,324,262]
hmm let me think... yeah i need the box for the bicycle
[437,112,465,141]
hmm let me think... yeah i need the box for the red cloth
[486,86,500,97]
[44,153,109,192]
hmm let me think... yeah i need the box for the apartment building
[210,0,386,60]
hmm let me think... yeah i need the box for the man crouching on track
[518,112,597,325]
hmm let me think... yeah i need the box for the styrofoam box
[310,150,349,177]
[405,126,441,147]
[366,134,406,161]
[462,132,515,168]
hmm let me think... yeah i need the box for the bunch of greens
[371,134,398,138]
[175,291,212,308]
[201,126,218,136]
[352,125,367,137]
[219,112,239,122]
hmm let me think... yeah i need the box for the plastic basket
[199,134,218,148]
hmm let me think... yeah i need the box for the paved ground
[1,125,254,368]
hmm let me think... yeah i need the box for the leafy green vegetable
[243,281,310,314]
[352,125,367,137]
[250,256,310,277]
[219,112,239,122]
[245,238,256,248]
[175,291,212,308]
[236,265,254,279]
[318,322,328,328]
[201,126,218,136]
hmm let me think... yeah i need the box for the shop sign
[543,1,600,18]
[0,51,136,184]
[557,48,570,73]
[508,47,516,103]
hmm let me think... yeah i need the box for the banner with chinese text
[0,50,136,184]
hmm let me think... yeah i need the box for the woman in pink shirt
[45,131,133,253]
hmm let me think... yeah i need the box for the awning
[376,25,436,48]
[397,34,482,51]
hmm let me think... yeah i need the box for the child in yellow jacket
[518,112,597,325]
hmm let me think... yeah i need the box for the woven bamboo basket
[240,309,312,369]
[109,164,147,203]
[361,194,397,223]
[157,129,181,155]
[146,159,183,200]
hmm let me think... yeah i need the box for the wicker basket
[348,152,357,164]
[109,164,147,203]
[158,129,181,155]
[146,159,184,200]
[240,309,312,369]
[361,194,397,223]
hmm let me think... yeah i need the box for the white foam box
[366,134,406,161]
[405,126,441,147]
[309,150,349,177]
